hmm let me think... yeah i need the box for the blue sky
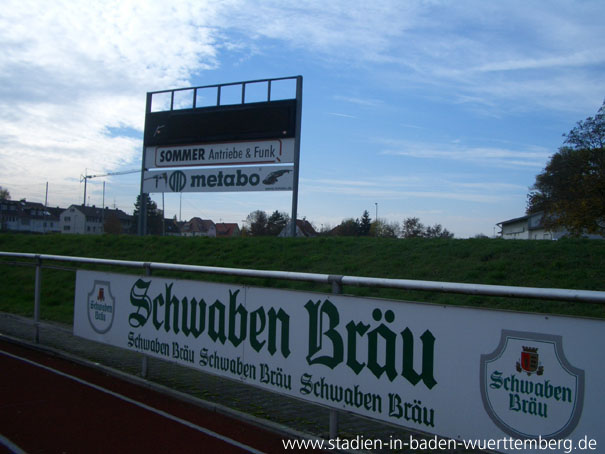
[1,0,604,237]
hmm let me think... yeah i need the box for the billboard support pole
[290,76,303,238]
[138,93,152,236]
[329,276,343,438]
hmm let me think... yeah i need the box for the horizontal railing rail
[2,251,605,304]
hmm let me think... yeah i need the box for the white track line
[0,434,27,454]
[0,349,266,454]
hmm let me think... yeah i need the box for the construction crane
[80,169,140,206]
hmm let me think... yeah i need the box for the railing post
[141,263,152,378]
[328,275,343,440]
[33,255,42,344]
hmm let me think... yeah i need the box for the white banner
[74,271,605,452]
[142,165,293,193]
[144,138,295,169]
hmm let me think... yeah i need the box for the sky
[1,0,604,237]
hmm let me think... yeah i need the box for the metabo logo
[262,169,291,185]
[168,171,187,192]
[480,330,584,439]
[87,280,115,334]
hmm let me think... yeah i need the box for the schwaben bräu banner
[74,271,604,452]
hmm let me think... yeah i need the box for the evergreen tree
[358,210,372,236]
[267,210,290,236]
[133,194,163,235]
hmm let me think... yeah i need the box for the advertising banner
[74,271,604,451]
[144,139,295,169]
[142,165,293,193]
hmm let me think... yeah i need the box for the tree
[318,223,334,235]
[358,210,372,236]
[563,100,605,150]
[370,219,400,238]
[401,217,454,239]
[425,223,454,239]
[267,210,290,236]
[133,194,164,235]
[332,211,372,236]
[336,218,360,236]
[527,100,605,235]
[401,217,426,238]
[0,186,10,200]
[245,210,268,236]
[104,212,123,235]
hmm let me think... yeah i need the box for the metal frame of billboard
[139,76,302,237]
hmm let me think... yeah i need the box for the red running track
[0,339,315,454]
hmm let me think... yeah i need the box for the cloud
[230,2,604,114]
[326,112,357,119]
[332,95,384,108]
[378,139,551,168]
[302,173,524,204]
[0,0,223,205]
[472,51,605,73]
[223,0,420,63]
[1,0,604,211]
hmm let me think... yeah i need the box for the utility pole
[44,182,48,234]
[162,192,165,236]
[82,169,88,205]
[102,181,106,231]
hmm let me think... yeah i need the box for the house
[497,211,605,240]
[60,205,133,234]
[163,218,181,236]
[0,199,61,233]
[278,219,317,238]
[497,212,564,240]
[216,223,241,237]
[180,217,216,237]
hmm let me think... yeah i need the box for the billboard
[144,138,295,168]
[75,270,605,452]
[143,166,294,193]
[139,77,302,235]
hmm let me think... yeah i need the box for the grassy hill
[1,233,604,323]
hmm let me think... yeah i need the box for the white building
[497,211,603,240]
[180,217,216,237]
[60,205,133,234]
[0,200,61,233]
[278,219,318,238]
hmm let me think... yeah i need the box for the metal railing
[3,250,605,342]
[3,251,605,302]
[2,250,605,439]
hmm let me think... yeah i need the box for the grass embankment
[0,233,604,324]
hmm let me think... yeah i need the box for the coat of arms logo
[516,346,544,376]
[86,280,115,334]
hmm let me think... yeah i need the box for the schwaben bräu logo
[302,301,438,428]
[86,280,115,334]
[480,330,585,439]
[127,279,292,359]
[127,280,437,383]
[126,279,438,424]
